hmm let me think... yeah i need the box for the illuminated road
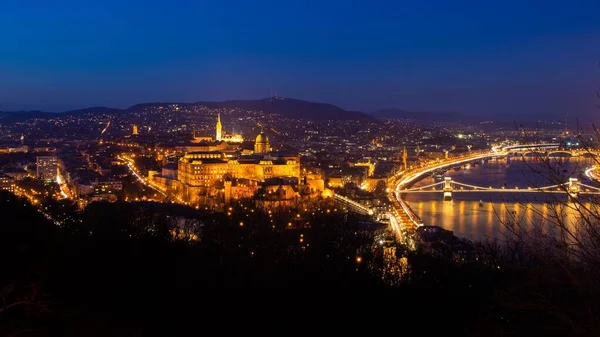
[388,150,508,234]
[333,193,373,216]
[585,166,599,182]
[12,185,62,227]
[117,156,167,198]
[56,172,71,199]
[116,155,198,206]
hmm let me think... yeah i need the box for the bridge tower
[443,177,453,201]
[568,178,579,198]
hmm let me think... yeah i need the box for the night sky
[1,0,599,117]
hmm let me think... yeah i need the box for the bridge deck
[398,189,600,194]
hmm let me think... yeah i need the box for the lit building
[354,159,375,176]
[191,131,213,143]
[218,112,244,143]
[327,166,369,188]
[0,174,15,193]
[254,131,271,154]
[2,168,27,181]
[132,124,139,136]
[220,133,244,143]
[0,145,28,154]
[175,141,232,154]
[194,113,244,143]
[93,181,123,196]
[178,151,300,188]
[76,179,123,206]
[36,156,58,182]
[153,129,299,205]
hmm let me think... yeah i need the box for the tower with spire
[402,146,408,170]
[216,113,222,141]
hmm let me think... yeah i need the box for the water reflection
[405,157,599,241]
[409,199,593,241]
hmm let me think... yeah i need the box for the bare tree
[0,283,46,337]
[487,116,600,335]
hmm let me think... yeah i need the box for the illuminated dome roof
[255,131,269,143]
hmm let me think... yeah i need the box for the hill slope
[0,107,125,122]
[129,98,372,121]
[198,98,371,120]
[1,98,373,121]
[63,107,125,116]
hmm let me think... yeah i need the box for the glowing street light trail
[391,151,507,228]
[56,173,70,199]
[101,120,111,134]
[118,156,167,197]
[585,167,599,181]
[395,152,506,193]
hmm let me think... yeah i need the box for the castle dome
[255,131,269,144]
[254,131,271,155]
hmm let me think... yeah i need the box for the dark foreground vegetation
[0,191,598,336]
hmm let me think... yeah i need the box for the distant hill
[0,110,55,122]
[0,98,372,122]
[0,110,48,116]
[0,107,125,120]
[63,107,125,116]
[129,98,372,121]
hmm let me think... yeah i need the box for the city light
[0,7,596,334]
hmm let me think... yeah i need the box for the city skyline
[1,0,599,117]
[3,2,600,335]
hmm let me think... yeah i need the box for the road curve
[391,150,507,228]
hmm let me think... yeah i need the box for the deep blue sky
[1,0,599,117]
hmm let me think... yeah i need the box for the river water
[404,156,599,242]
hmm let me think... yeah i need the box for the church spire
[216,113,222,141]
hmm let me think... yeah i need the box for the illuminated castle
[152,127,299,206]
[179,129,296,189]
